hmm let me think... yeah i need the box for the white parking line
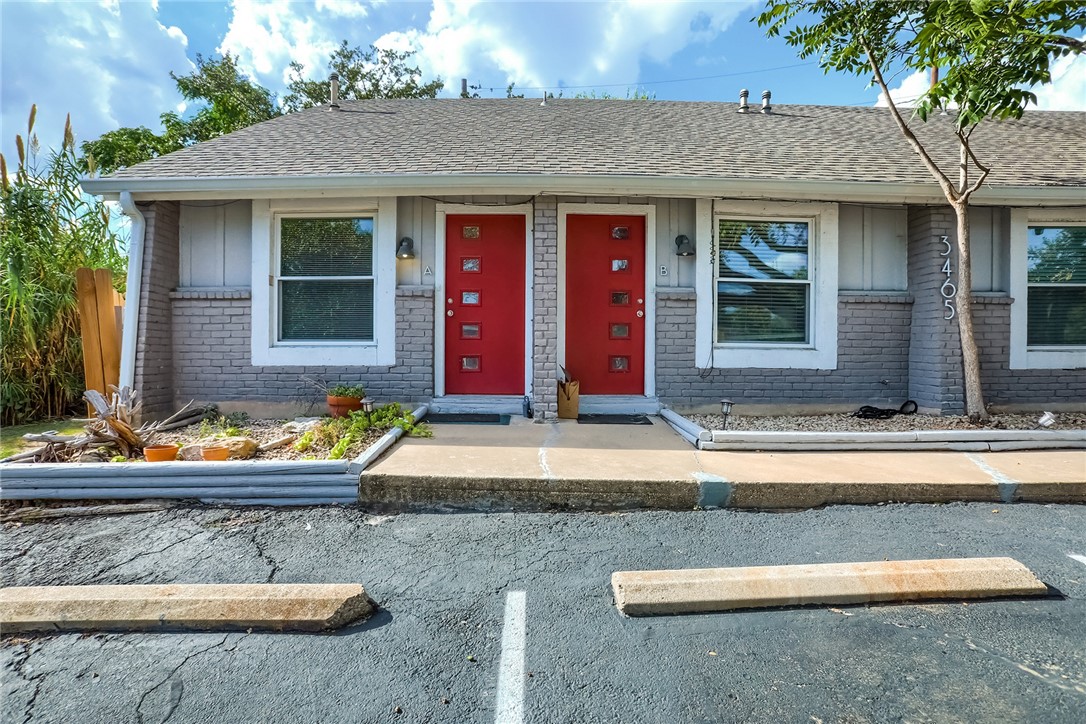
[1068,553,1086,568]
[495,591,527,724]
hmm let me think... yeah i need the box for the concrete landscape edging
[0,459,357,506]
[0,583,375,632]
[660,410,1086,451]
[611,557,1049,616]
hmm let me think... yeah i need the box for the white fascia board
[79,174,1086,207]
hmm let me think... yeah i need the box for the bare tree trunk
[952,201,989,421]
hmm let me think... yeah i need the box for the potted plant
[326,384,366,418]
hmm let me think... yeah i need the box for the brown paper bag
[557,380,580,419]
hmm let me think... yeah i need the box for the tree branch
[859,36,958,201]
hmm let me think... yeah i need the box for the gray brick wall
[134,201,180,419]
[973,297,1086,405]
[655,289,912,409]
[170,286,434,409]
[906,206,964,413]
[532,199,559,419]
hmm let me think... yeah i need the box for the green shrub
[1,107,125,425]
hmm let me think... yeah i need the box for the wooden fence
[75,268,124,411]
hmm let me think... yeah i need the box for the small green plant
[304,402,431,460]
[199,411,251,438]
[327,384,365,399]
[109,455,127,463]
[293,430,315,452]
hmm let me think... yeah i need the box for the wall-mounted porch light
[674,234,695,257]
[720,398,735,429]
[396,237,416,259]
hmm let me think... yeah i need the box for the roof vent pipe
[761,90,772,114]
[329,73,340,110]
[461,78,468,97]
[737,89,749,113]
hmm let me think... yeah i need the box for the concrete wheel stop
[612,557,1049,616]
[0,583,375,633]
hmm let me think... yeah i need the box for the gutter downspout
[118,191,145,392]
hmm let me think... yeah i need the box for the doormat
[577,414,654,425]
[426,413,511,425]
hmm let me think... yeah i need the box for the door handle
[447,310,454,317]
[636,310,644,318]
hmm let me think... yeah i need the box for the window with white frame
[1025,224,1086,348]
[1009,209,1086,370]
[275,217,375,343]
[250,198,396,367]
[716,219,811,344]
[695,200,838,370]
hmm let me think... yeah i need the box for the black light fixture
[720,398,735,429]
[675,234,695,257]
[396,237,415,259]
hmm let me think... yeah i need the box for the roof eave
[79,173,1086,207]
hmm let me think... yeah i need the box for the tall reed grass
[1,106,126,425]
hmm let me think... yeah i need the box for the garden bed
[687,411,1086,433]
[0,404,430,506]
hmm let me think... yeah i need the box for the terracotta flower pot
[201,446,230,461]
[144,444,180,462]
[327,395,363,418]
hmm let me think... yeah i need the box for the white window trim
[251,198,397,366]
[433,203,534,398]
[696,199,838,369]
[1009,207,1086,370]
[557,203,657,398]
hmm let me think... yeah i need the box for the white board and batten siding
[179,201,253,288]
[838,205,908,292]
[969,207,1009,293]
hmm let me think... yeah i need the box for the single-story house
[80,96,1086,420]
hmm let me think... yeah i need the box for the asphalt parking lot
[3,502,1085,723]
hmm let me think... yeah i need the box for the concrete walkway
[360,417,1086,511]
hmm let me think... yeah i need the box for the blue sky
[2,0,1084,166]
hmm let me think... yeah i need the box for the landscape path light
[720,399,735,430]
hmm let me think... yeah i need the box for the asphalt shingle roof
[106,98,1086,189]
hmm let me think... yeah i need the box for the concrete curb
[359,475,1085,512]
[0,583,375,633]
[361,474,698,512]
[612,557,1048,616]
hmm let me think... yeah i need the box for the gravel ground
[687,411,1086,433]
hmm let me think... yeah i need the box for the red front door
[565,214,645,395]
[444,214,525,395]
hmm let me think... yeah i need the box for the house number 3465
[939,235,956,321]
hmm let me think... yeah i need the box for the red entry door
[565,214,645,395]
[445,214,525,395]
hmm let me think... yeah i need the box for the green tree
[83,54,279,174]
[283,41,444,111]
[758,0,1086,421]
[1,107,126,424]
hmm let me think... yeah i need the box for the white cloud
[218,1,335,85]
[377,0,754,95]
[0,1,192,165]
[875,70,930,108]
[1033,44,1086,111]
[877,39,1086,113]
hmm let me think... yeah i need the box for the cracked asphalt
[2,502,1085,723]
